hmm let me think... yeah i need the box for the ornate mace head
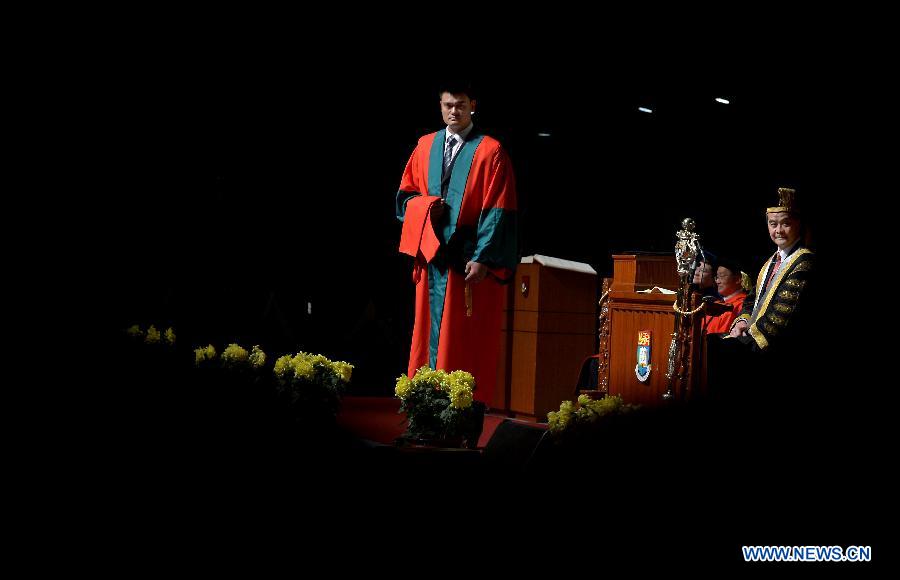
[675,218,701,276]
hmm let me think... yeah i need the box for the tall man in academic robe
[396,81,517,407]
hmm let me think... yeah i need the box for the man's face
[767,212,800,251]
[693,262,714,288]
[715,267,742,296]
[440,92,475,133]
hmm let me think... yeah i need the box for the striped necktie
[443,135,458,173]
[762,252,782,293]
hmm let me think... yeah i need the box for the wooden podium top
[607,290,677,311]
[611,254,679,293]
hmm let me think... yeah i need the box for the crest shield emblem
[635,330,652,382]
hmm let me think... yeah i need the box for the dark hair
[438,80,476,100]
[699,251,718,271]
[716,258,743,277]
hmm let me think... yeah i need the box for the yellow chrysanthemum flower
[164,327,176,346]
[145,325,161,344]
[547,399,576,433]
[249,345,266,369]
[448,370,475,391]
[547,394,630,434]
[331,361,353,383]
[126,325,143,338]
[290,354,315,380]
[194,344,217,366]
[548,411,563,432]
[222,343,249,367]
[273,354,293,379]
[411,366,436,387]
[585,394,623,416]
[448,383,473,409]
[395,374,413,400]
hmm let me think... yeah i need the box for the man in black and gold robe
[706,187,817,406]
[729,187,814,353]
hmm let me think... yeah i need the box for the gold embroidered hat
[766,187,797,215]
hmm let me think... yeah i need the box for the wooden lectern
[610,253,680,292]
[595,254,707,406]
[494,256,597,420]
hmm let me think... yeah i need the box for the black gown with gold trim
[736,247,815,353]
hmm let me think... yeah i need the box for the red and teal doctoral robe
[396,128,517,406]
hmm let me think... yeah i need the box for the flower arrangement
[194,342,268,371]
[221,343,249,368]
[248,345,266,369]
[547,394,637,437]
[125,324,176,346]
[128,320,356,431]
[144,325,161,344]
[194,344,218,367]
[394,366,483,445]
[273,351,354,423]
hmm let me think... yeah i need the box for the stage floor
[337,396,516,449]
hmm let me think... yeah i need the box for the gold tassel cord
[465,283,472,317]
[672,301,707,316]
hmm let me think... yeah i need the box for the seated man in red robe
[703,257,749,335]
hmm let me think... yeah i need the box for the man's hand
[730,319,749,338]
[465,261,487,283]
[430,199,446,220]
